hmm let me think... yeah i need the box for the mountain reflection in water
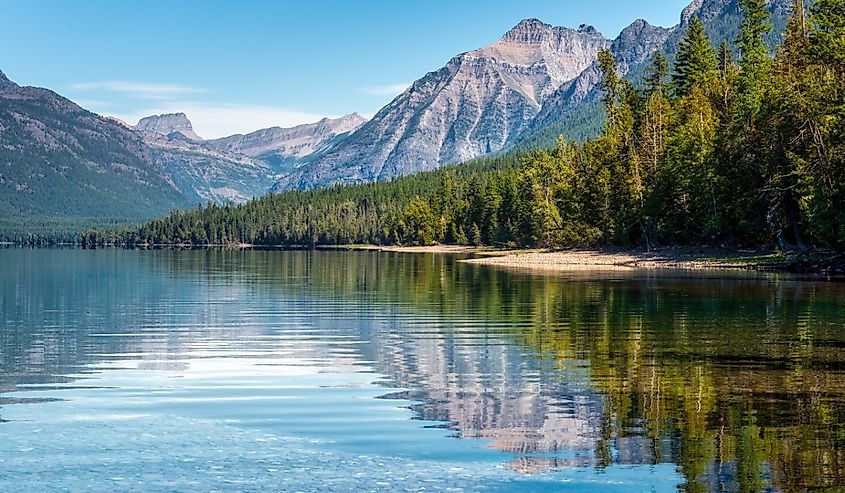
[2,249,844,492]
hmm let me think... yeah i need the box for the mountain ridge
[274,18,611,190]
[274,0,793,191]
[207,113,366,174]
[0,72,190,220]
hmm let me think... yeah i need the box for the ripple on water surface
[2,249,844,491]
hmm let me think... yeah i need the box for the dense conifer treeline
[85,0,844,250]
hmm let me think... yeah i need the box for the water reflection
[2,249,844,492]
[260,251,845,491]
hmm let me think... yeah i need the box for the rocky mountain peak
[615,18,670,51]
[321,113,367,134]
[206,113,367,173]
[274,18,611,191]
[613,19,672,73]
[500,18,606,47]
[678,0,792,34]
[625,19,651,32]
[477,18,609,93]
[0,69,17,93]
[578,24,599,35]
[344,112,367,123]
[681,0,706,25]
[680,0,792,26]
[136,112,201,141]
[501,18,555,43]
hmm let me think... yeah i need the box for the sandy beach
[461,247,778,271]
[356,245,785,271]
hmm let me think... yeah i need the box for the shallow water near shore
[2,249,844,491]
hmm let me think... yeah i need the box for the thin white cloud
[362,83,410,96]
[73,99,113,109]
[71,81,208,100]
[111,102,332,139]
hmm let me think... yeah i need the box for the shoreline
[460,247,775,272]
[355,245,843,274]
[5,242,841,274]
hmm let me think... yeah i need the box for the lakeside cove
[42,242,845,276]
[133,243,845,276]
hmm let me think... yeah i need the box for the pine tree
[713,41,739,119]
[735,0,773,123]
[809,0,845,67]
[717,41,736,78]
[778,0,810,75]
[645,52,670,97]
[673,18,718,96]
[470,223,482,246]
[520,149,564,246]
[598,49,622,134]
[806,0,845,248]
[403,197,436,245]
[665,88,721,243]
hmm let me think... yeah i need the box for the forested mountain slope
[0,70,189,222]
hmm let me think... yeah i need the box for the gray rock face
[207,113,366,174]
[681,0,707,25]
[136,112,201,140]
[275,19,609,190]
[137,130,275,205]
[682,0,791,27]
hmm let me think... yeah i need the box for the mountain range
[276,0,792,190]
[0,0,793,232]
[0,73,365,227]
[128,112,365,204]
[207,113,366,175]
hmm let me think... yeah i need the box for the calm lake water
[1,249,844,492]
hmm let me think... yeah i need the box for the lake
[1,249,844,492]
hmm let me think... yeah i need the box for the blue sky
[0,0,691,138]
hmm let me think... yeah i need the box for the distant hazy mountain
[129,112,367,204]
[207,113,366,174]
[136,126,275,205]
[0,65,369,229]
[136,112,202,140]
[276,0,794,191]
[0,70,353,227]
[0,70,189,221]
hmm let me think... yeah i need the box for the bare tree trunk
[639,218,659,251]
[768,204,794,252]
